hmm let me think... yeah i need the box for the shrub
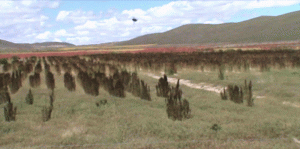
[96,99,107,107]
[55,64,61,75]
[0,90,10,105]
[165,79,191,121]
[9,71,22,94]
[42,92,54,122]
[25,89,34,105]
[220,88,227,100]
[140,80,151,101]
[227,85,243,104]
[3,63,11,72]
[130,73,141,97]
[29,72,41,88]
[0,58,8,65]
[114,79,125,98]
[218,64,225,80]
[64,72,76,91]
[156,74,170,97]
[11,56,20,63]
[3,93,17,122]
[34,61,42,73]
[45,71,55,90]
[42,106,53,122]
[245,80,254,107]
[4,102,17,122]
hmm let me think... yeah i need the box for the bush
[140,80,151,101]
[30,56,37,62]
[156,74,170,97]
[227,85,243,104]
[0,58,8,65]
[218,64,225,80]
[29,72,41,88]
[4,102,17,122]
[42,92,54,122]
[64,72,76,91]
[3,93,17,122]
[42,106,52,122]
[25,89,34,105]
[96,99,107,107]
[11,56,20,63]
[220,88,227,100]
[166,79,191,121]
[45,71,55,90]
[245,80,254,107]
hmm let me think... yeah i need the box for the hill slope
[0,39,32,49]
[0,39,75,51]
[119,10,300,45]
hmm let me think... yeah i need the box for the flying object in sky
[132,18,137,22]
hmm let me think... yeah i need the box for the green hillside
[119,10,300,45]
[0,39,75,52]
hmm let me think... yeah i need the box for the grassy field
[1,63,300,148]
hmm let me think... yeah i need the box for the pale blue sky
[0,0,299,45]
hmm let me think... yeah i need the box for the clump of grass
[42,91,54,122]
[45,71,55,90]
[29,72,41,88]
[25,89,34,105]
[227,85,243,104]
[218,64,225,80]
[165,79,191,121]
[244,80,254,107]
[64,72,76,91]
[220,88,227,100]
[140,80,151,101]
[96,99,107,107]
[221,80,255,107]
[156,74,170,97]
[211,124,222,138]
[3,92,17,122]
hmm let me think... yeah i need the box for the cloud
[66,37,90,45]
[245,0,300,9]
[121,31,130,37]
[56,10,99,24]
[181,20,191,25]
[77,31,90,35]
[36,31,51,40]
[56,11,70,21]
[0,0,60,43]
[54,29,74,37]
[204,19,224,24]
[54,38,62,42]
[74,20,98,30]
[141,26,163,34]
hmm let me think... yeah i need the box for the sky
[0,0,300,45]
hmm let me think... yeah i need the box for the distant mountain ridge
[118,10,300,45]
[0,39,75,51]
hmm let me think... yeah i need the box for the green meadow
[1,58,300,149]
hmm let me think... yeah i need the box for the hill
[0,39,75,52]
[118,10,300,45]
[0,39,32,49]
[31,42,75,48]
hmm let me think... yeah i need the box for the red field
[1,41,300,59]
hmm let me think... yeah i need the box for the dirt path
[144,73,223,93]
[144,73,300,109]
[282,101,300,108]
